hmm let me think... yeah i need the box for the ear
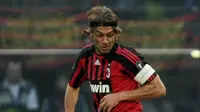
[86,28,94,40]
[89,34,94,42]
[116,34,120,41]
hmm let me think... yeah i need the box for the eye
[95,33,103,37]
[107,33,115,37]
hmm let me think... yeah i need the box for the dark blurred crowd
[0,0,200,9]
[0,57,94,112]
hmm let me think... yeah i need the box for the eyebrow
[95,30,114,34]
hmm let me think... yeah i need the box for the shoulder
[114,44,147,70]
[115,44,141,61]
[115,44,136,52]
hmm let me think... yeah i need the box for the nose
[102,36,109,44]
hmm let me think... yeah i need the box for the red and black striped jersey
[69,43,157,112]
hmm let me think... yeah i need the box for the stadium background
[0,0,199,112]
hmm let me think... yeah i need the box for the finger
[103,104,108,112]
[99,101,107,111]
[107,102,119,112]
[100,97,105,104]
[107,107,112,112]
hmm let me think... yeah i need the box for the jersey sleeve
[68,52,88,88]
[116,47,157,85]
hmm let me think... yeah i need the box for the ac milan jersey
[69,43,156,112]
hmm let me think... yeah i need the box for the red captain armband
[134,64,156,85]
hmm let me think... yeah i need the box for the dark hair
[83,6,122,35]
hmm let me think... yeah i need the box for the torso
[82,43,143,112]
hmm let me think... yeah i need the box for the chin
[100,50,111,54]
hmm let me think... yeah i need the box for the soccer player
[65,6,166,112]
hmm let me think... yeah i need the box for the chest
[85,57,124,80]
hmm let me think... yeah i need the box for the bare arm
[118,75,166,101]
[99,75,166,112]
[64,83,80,112]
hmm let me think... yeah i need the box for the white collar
[2,80,26,88]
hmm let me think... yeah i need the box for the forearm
[118,84,160,101]
[118,76,166,101]
[64,84,80,112]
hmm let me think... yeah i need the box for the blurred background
[0,0,199,112]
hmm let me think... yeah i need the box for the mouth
[101,46,110,50]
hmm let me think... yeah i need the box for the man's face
[92,26,117,55]
[6,62,22,83]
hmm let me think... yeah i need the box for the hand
[99,93,120,112]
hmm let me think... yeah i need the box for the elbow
[151,83,166,97]
[150,75,166,97]
[156,86,166,97]
[160,87,167,96]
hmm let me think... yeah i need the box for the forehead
[95,26,114,34]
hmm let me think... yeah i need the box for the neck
[95,49,102,55]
